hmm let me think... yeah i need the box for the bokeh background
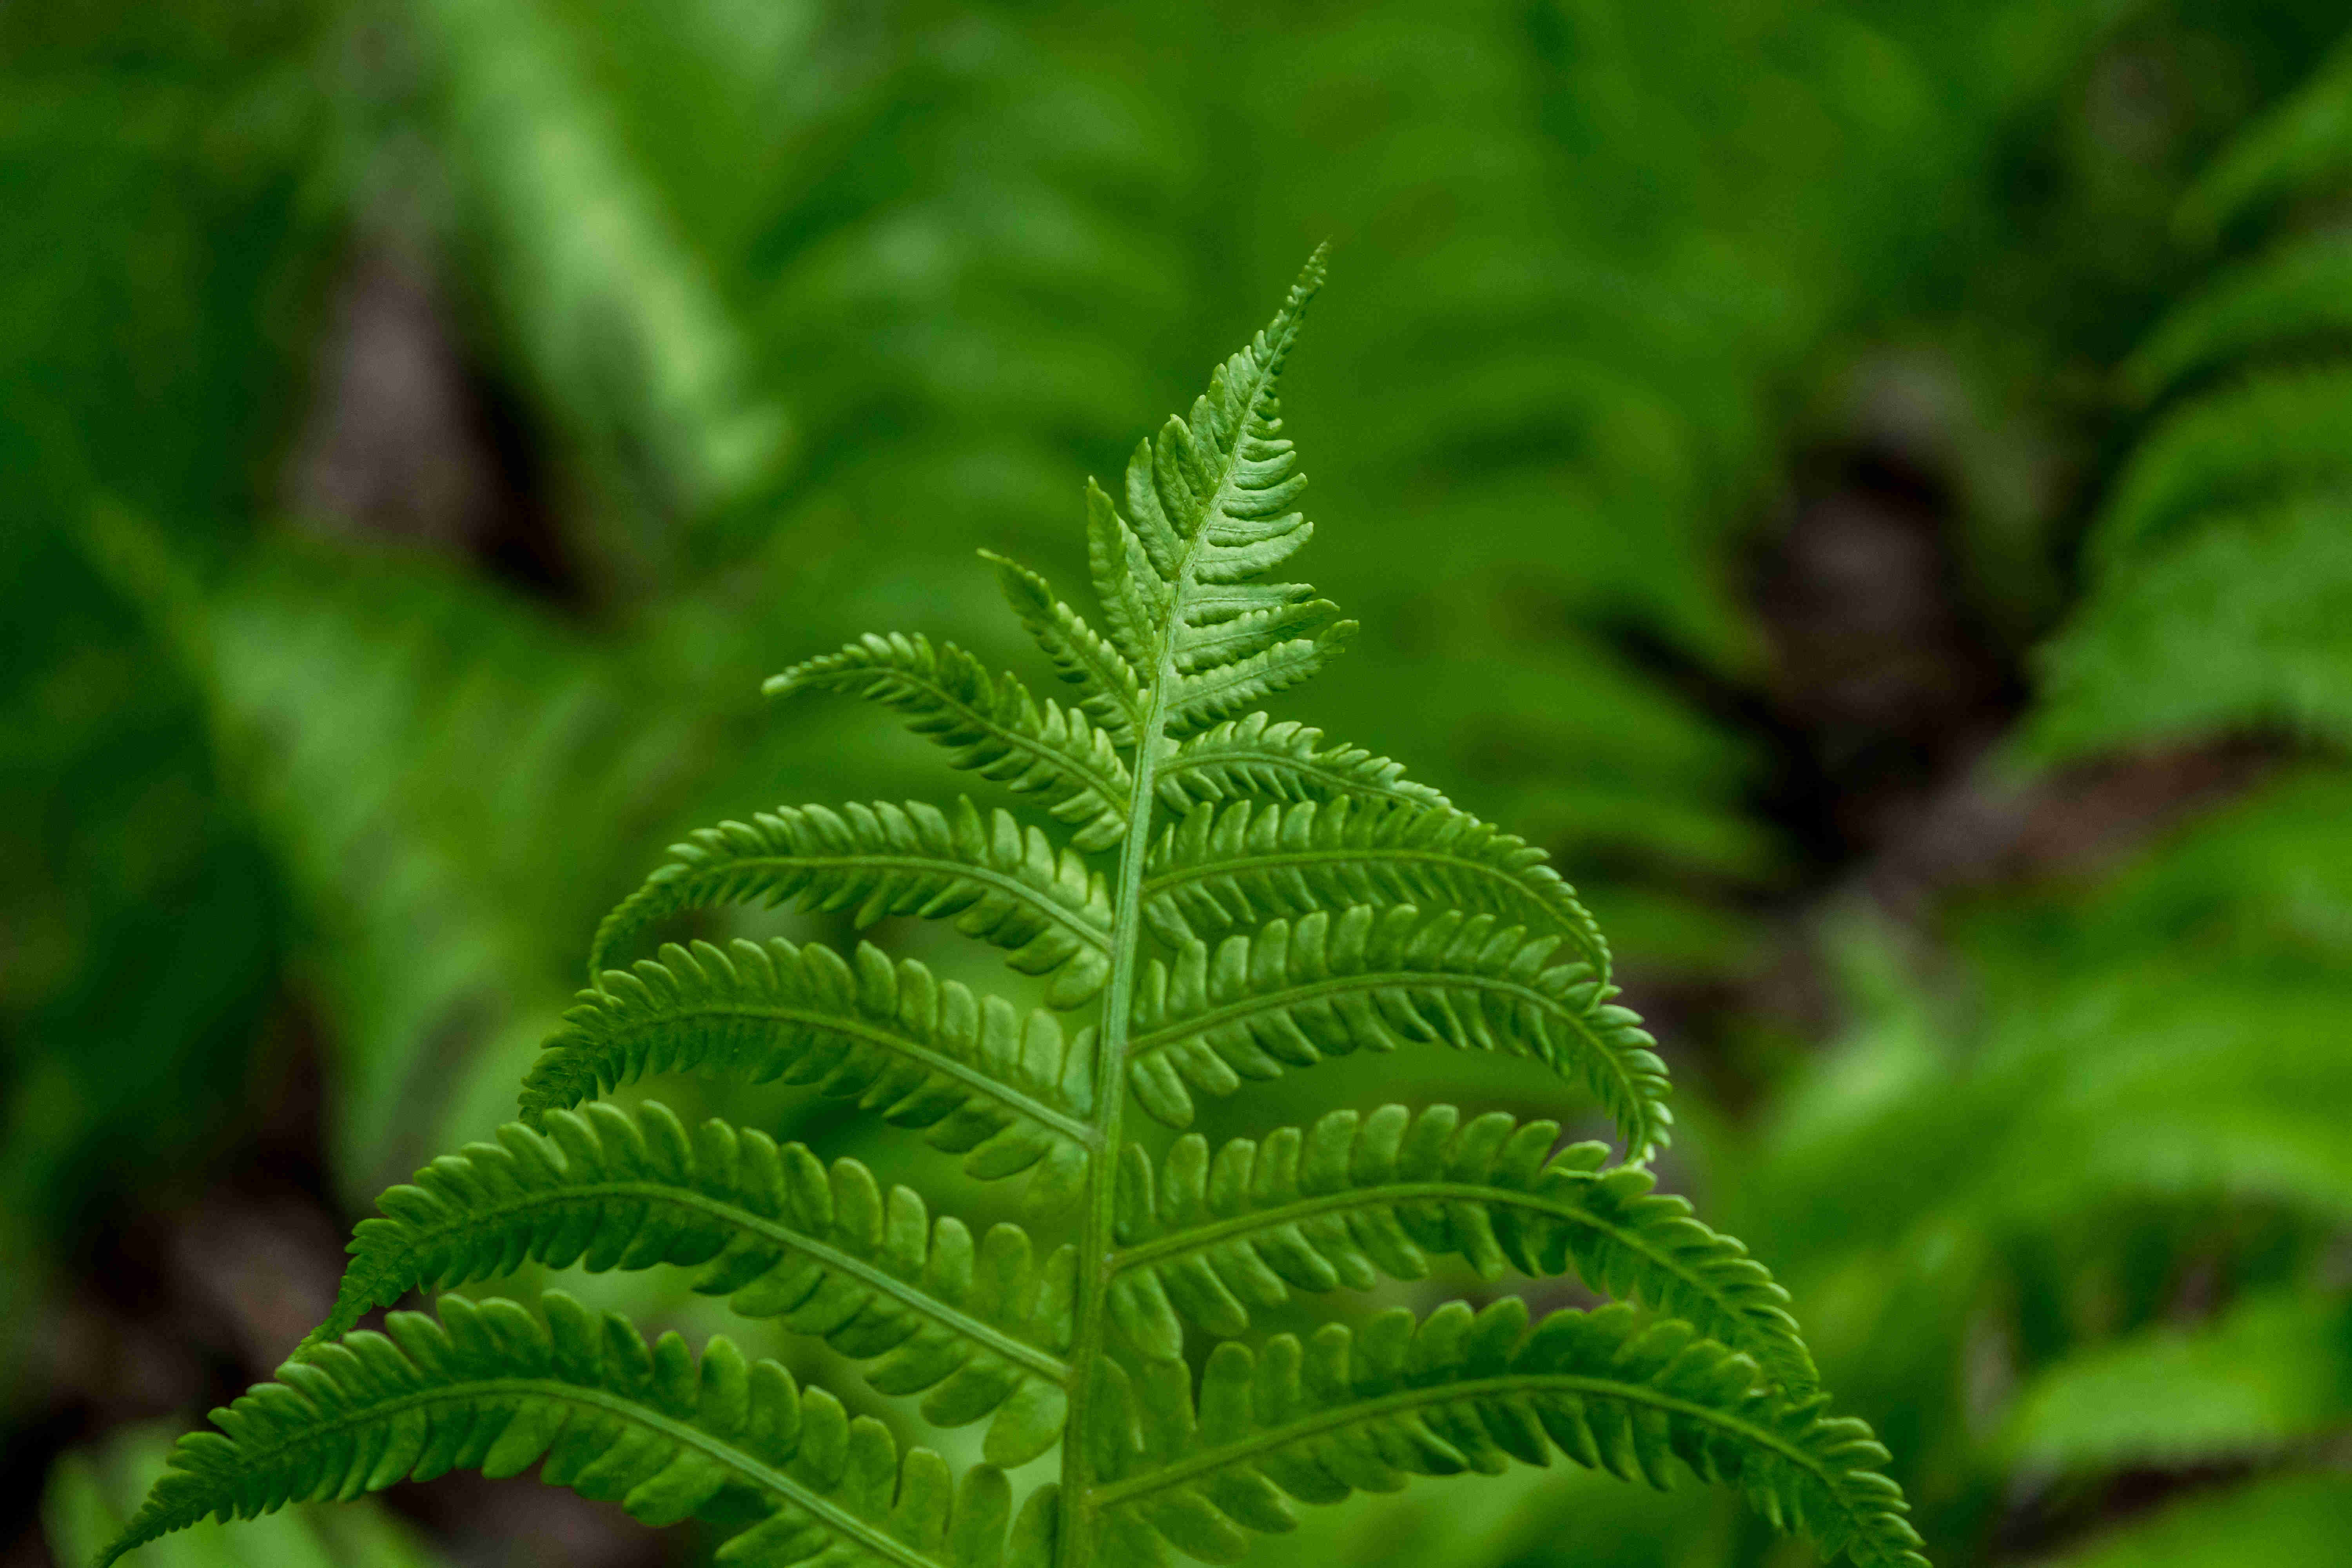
[7,1,2352,1564]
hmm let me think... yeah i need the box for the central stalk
[1057,547,1197,1566]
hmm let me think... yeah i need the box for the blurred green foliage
[7,1,2351,1565]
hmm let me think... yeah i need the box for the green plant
[98,259,1922,1568]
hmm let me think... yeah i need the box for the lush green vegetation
[7,3,2350,1566]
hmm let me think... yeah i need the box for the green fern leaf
[1087,1299,1922,1568]
[1167,614,1359,737]
[2025,492,2352,760]
[2004,1286,2351,1470]
[97,1292,1054,1568]
[2177,39,2352,239]
[984,552,1147,745]
[1143,795,1610,976]
[2038,1471,2352,1568]
[588,798,1112,1005]
[1104,1103,1813,1392]
[1154,712,1450,813]
[1124,906,1670,1159]
[767,633,1131,851]
[2091,368,2352,566]
[519,939,1096,1213]
[305,1100,1076,1465]
[2126,235,2352,401]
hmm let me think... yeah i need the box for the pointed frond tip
[306,1100,1075,1466]
[1125,904,1671,1161]
[522,938,1097,1216]
[1086,1300,1922,1568]
[98,1292,1061,1568]
[588,796,1112,1006]
[1088,248,1337,686]
[1105,1104,1813,1394]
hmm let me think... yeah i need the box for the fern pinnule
[588,796,1113,1004]
[107,256,1915,1568]
[1087,1300,1922,1568]
[1143,794,1608,973]
[2175,40,2352,240]
[305,1100,1074,1464]
[768,632,1132,851]
[520,938,1097,1213]
[1153,711,1450,814]
[2091,367,2352,565]
[1107,1104,1813,1393]
[100,1292,1056,1568]
[984,550,1149,745]
[1124,905,1668,1158]
[2125,234,2352,401]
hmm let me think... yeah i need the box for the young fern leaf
[110,256,1919,1568]
[587,797,1113,1005]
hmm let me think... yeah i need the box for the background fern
[10,2,2352,1566]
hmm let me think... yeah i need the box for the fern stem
[1062,322,1289,1560]
[1060,617,1182,1566]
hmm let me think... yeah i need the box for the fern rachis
[103,254,1925,1568]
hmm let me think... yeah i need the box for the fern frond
[1123,906,1670,1160]
[306,1101,1076,1465]
[1086,1299,1919,1568]
[2177,40,2352,239]
[2126,235,2352,401]
[1103,1104,1812,1392]
[588,798,1113,1006]
[2025,492,2352,760]
[983,553,1147,745]
[519,940,1096,1214]
[1155,713,1449,813]
[98,1292,1055,1568]
[2036,1470,2352,1568]
[105,257,1906,1568]
[2004,1286,2350,1470]
[2090,368,2352,565]
[767,634,1131,851]
[1143,796,1609,978]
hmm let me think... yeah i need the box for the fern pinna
[102,255,1927,1568]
